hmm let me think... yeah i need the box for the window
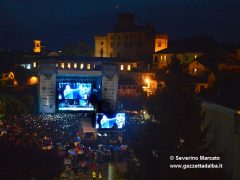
[101,41,104,45]
[164,55,167,60]
[120,65,124,70]
[194,54,197,59]
[100,48,103,57]
[61,63,64,69]
[26,64,31,69]
[111,42,113,48]
[80,63,84,69]
[154,56,158,63]
[193,68,197,74]
[158,42,161,47]
[127,65,131,71]
[33,62,37,68]
[67,63,71,69]
[160,56,163,60]
[74,63,77,69]
[87,64,91,70]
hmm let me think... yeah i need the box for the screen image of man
[63,85,73,99]
[97,113,125,129]
[63,84,82,99]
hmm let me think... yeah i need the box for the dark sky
[0,0,240,50]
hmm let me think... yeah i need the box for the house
[153,48,203,70]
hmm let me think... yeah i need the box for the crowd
[0,113,91,148]
[0,113,132,179]
[62,143,130,178]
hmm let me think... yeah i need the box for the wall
[94,36,107,57]
[201,101,240,180]
[153,52,203,70]
[188,60,207,76]
[95,31,159,58]
[155,34,168,52]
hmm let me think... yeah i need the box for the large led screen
[96,113,125,129]
[57,82,94,111]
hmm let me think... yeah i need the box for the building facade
[95,13,168,59]
[153,51,203,70]
[201,100,240,180]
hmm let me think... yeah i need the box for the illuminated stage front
[38,58,118,114]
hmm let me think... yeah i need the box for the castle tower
[155,34,168,52]
[33,40,41,53]
[117,13,135,30]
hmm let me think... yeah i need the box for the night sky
[0,0,240,50]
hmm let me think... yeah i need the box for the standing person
[92,170,96,180]
[81,159,88,175]
[71,156,78,176]
[97,151,104,177]
[89,153,97,177]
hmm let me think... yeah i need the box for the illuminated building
[33,40,41,53]
[94,13,168,58]
[153,49,203,70]
[155,34,168,52]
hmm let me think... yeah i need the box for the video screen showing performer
[96,113,125,129]
[57,82,94,111]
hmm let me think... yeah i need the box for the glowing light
[26,64,31,69]
[8,72,15,79]
[74,63,77,69]
[67,63,71,69]
[120,65,124,70]
[80,63,84,69]
[29,76,38,85]
[33,40,41,53]
[87,64,91,70]
[127,64,131,71]
[145,78,150,84]
[193,68,197,74]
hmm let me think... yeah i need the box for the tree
[13,65,28,86]
[20,95,35,113]
[5,97,27,120]
[0,99,6,119]
[147,61,201,149]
